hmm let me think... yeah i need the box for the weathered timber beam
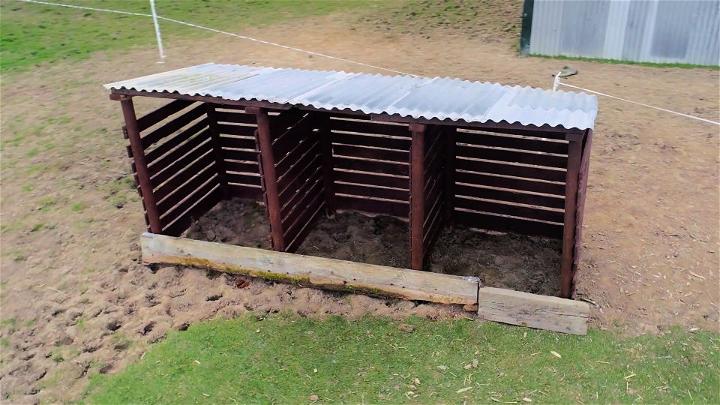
[141,233,478,305]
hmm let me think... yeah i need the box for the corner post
[409,122,426,270]
[573,129,593,291]
[248,106,285,251]
[560,133,583,298]
[120,96,162,233]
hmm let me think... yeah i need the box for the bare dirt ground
[1,9,718,404]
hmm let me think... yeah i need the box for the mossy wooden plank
[141,233,479,305]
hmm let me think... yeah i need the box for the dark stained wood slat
[455,158,566,182]
[454,183,565,209]
[141,104,207,149]
[335,196,408,218]
[280,171,323,218]
[285,200,326,253]
[272,114,317,157]
[137,99,194,132]
[333,157,409,176]
[150,141,214,187]
[457,131,569,154]
[153,154,216,201]
[329,118,410,137]
[331,132,410,150]
[224,160,259,173]
[270,109,306,136]
[216,123,257,137]
[226,184,263,200]
[453,209,563,239]
[277,142,321,189]
[332,169,408,190]
[161,186,222,236]
[278,155,322,201]
[160,177,221,226]
[275,137,319,177]
[145,118,209,163]
[454,196,564,223]
[222,148,258,162]
[333,144,408,162]
[455,170,565,196]
[456,145,567,168]
[148,129,211,175]
[219,135,256,150]
[214,111,257,124]
[334,182,409,202]
[157,169,219,214]
[282,180,324,232]
[226,172,262,186]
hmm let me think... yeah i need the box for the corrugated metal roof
[105,63,598,130]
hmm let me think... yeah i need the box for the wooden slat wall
[127,100,223,236]
[212,104,263,201]
[451,127,568,239]
[271,110,326,252]
[423,125,446,254]
[329,116,411,218]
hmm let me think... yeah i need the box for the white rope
[18,0,720,127]
[556,79,720,126]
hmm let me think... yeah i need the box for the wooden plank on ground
[477,287,589,335]
[141,233,479,305]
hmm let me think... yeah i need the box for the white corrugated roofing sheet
[105,63,597,130]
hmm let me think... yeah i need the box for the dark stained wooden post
[317,113,335,214]
[560,134,583,298]
[444,126,457,221]
[572,129,593,294]
[120,96,162,233]
[409,123,426,270]
[206,103,229,199]
[248,106,285,251]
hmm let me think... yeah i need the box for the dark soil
[185,198,561,295]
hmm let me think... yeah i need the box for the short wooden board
[477,287,590,335]
[141,233,479,305]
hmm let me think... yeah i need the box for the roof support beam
[247,106,286,251]
[120,96,162,233]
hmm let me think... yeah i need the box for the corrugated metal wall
[527,0,719,66]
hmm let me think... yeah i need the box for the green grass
[0,0,377,73]
[86,315,719,404]
[528,53,720,70]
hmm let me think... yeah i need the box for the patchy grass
[86,315,719,404]
[0,0,378,73]
[528,53,720,70]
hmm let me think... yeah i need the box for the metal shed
[106,63,597,299]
